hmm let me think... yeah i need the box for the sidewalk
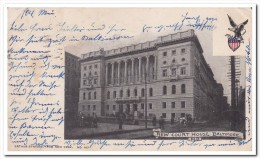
[66,123,153,139]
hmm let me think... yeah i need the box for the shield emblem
[228,37,240,52]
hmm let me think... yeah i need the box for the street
[65,119,234,139]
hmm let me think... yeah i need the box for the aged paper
[5,5,256,155]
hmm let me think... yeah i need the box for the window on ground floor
[162,113,166,118]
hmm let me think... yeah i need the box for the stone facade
[78,29,226,121]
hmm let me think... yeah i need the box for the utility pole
[227,56,241,131]
[230,56,236,130]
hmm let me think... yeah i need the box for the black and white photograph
[64,29,246,140]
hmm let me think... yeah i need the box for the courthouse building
[78,29,225,121]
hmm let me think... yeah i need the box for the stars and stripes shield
[228,37,240,52]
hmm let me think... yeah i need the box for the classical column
[131,59,134,83]
[118,62,120,84]
[112,62,114,85]
[146,56,149,81]
[124,60,127,84]
[139,58,142,82]
[155,55,158,80]
[106,64,108,85]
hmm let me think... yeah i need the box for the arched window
[88,92,91,100]
[113,91,117,98]
[181,84,186,94]
[120,90,123,97]
[83,92,86,100]
[94,92,96,99]
[149,88,153,96]
[141,88,145,97]
[172,85,176,94]
[163,86,167,95]
[134,88,137,96]
[107,91,110,99]
[127,89,130,97]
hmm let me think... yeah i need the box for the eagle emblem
[225,14,248,52]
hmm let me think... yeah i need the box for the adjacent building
[78,29,226,121]
[65,52,81,126]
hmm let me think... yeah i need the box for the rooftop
[81,29,202,59]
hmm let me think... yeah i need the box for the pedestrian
[159,116,164,129]
[118,113,123,130]
[152,116,157,127]
[86,114,91,127]
[171,117,174,125]
[78,111,84,127]
[161,117,165,129]
[92,113,98,128]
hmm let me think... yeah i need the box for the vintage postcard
[3,2,256,155]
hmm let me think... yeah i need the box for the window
[149,103,153,109]
[94,72,97,75]
[113,91,117,98]
[162,102,166,109]
[107,91,110,99]
[134,104,138,111]
[181,67,186,75]
[94,92,96,99]
[163,85,167,95]
[94,64,98,68]
[172,85,176,94]
[120,90,123,97]
[127,89,130,97]
[181,48,186,53]
[163,51,167,57]
[134,88,137,96]
[163,61,167,65]
[83,92,86,100]
[141,88,145,97]
[162,113,166,118]
[89,72,92,76]
[89,65,92,69]
[181,84,186,94]
[107,105,109,110]
[84,66,87,70]
[171,68,176,76]
[172,50,176,55]
[162,70,167,77]
[113,105,116,111]
[171,102,175,108]
[171,113,175,118]
[84,73,86,77]
[88,92,91,100]
[181,113,185,117]
[141,103,144,109]
[181,101,186,108]
[149,88,153,96]
[181,58,186,62]
[172,58,176,63]
[83,80,87,85]
[93,105,96,111]
[88,105,90,111]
